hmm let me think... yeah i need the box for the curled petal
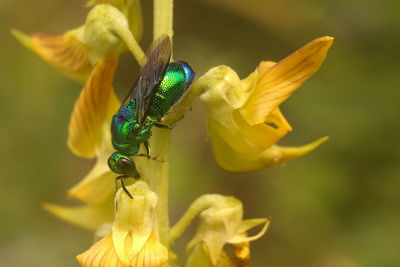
[11,28,92,83]
[68,56,120,158]
[240,36,334,125]
[43,202,113,231]
[229,218,270,244]
[210,129,328,172]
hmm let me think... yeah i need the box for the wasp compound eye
[117,157,134,171]
[108,152,139,178]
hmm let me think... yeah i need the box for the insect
[108,35,195,198]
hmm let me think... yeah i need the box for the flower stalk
[153,0,174,41]
[148,0,174,249]
[113,23,145,62]
[147,128,172,247]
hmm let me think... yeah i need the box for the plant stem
[150,0,174,248]
[147,128,171,246]
[153,0,174,42]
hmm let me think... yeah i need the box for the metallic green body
[149,62,187,117]
[108,58,195,180]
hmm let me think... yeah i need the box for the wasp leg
[144,140,151,158]
[166,106,192,115]
[154,123,173,129]
[115,175,133,199]
[115,176,121,195]
[135,153,164,162]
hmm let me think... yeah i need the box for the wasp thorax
[108,152,140,178]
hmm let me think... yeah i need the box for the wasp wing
[120,35,171,122]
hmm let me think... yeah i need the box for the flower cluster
[14,0,333,266]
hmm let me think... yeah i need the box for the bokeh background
[1,0,399,266]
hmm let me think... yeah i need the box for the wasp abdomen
[149,62,195,117]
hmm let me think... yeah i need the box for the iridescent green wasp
[108,35,195,198]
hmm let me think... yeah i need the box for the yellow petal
[77,233,168,267]
[207,108,290,155]
[68,127,116,204]
[240,36,334,125]
[77,233,126,267]
[68,160,115,204]
[210,128,328,172]
[68,56,120,158]
[128,233,168,267]
[11,28,92,83]
[43,202,113,231]
[231,107,291,152]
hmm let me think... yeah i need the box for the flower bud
[83,4,129,64]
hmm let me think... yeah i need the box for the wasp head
[108,152,140,178]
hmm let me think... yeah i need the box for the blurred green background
[1,0,400,266]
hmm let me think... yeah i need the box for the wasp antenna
[115,175,133,199]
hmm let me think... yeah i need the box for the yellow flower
[12,2,142,83]
[185,195,269,267]
[77,182,168,267]
[195,36,333,171]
